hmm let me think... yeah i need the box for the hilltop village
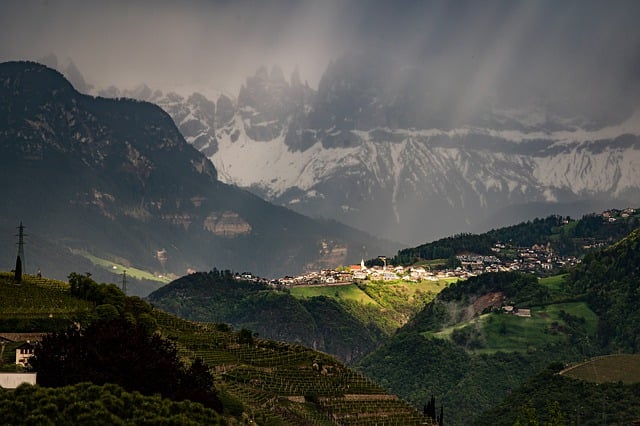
[236,208,636,287]
[235,241,583,287]
[274,242,581,287]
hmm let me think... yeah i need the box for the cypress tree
[15,255,22,283]
[424,395,437,420]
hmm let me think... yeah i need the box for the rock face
[203,211,252,237]
[88,51,640,246]
[0,61,394,287]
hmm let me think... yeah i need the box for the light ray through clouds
[0,0,639,123]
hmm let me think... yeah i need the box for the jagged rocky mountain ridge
[94,53,640,245]
[0,61,393,291]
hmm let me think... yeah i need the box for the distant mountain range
[87,51,640,245]
[0,61,394,294]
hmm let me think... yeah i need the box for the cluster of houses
[277,259,467,287]
[602,207,637,222]
[481,242,581,274]
[234,208,640,288]
[273,240,583,287]
[275,261,426,286]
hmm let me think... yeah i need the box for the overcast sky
[1,0,640,110]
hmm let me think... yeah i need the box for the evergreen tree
[14,255,22,283]
[424,395,437,420]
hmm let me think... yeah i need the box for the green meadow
[289,283,379,304]
[430,301,597,354]
[538,273,569,299]
[290,279,454,334]
[73,250,171,283]
[289,279,452,306]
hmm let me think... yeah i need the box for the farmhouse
[15,341,35,366]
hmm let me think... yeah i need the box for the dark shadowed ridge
[0,61,396,295]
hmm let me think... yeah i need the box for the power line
[15,221,27,274]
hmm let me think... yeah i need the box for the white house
[382,271,398,281]
[15,341,35,366]
[353,271,367,280]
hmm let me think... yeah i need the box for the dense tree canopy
[392,213,640,266]
[0,382,223,425]
[28,317,222,412]
[565,228,640,352]
[475,364,640,425]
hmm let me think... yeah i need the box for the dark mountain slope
[0,61,393,293]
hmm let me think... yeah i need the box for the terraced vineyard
[0,272,432,424]
[0,272,93,332]
[560,354,640,384]
[153,311,432,425]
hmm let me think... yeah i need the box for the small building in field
[514,308,531,318]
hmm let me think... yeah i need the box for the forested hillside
[356,271,596,425]
[391,210,640,265]
[565,228,640,352]
[357,225,640,424]
[143,213,640,424]
[5,212,638,424]
[148,269,385,363]
[474,362,640,425]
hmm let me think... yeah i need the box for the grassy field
[289,283,379,305]
[561,354,640,384]
[430,301,597,354]
[290,279,453,305]
[376,279,454,299]
[538,273,570,300]
[72,250,171,284]
[538,274,567,292]
[290,279,454,336]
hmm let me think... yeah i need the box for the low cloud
[1,0,638,121]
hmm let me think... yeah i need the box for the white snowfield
[208,108,640,205]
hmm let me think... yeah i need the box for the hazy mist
[2,0,639,116]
